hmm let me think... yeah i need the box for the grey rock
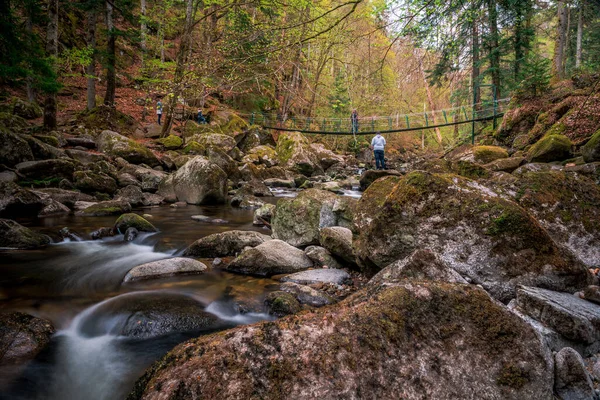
[123,258,207,282]
[230,193,265,209]
[0,312,54,366]
[226,239,313,277]
[75,200,131,217]
[115,185,144,206]
[281,268,351,286]
[0,130,33,167]
[319,226,355,265]
[33,188,95,209]
[66,137,96,149]
[183,230,271,258]
[0,171,17,183]
[90,227,115,240]
[172,156,228,204]
[97,130,159,166]
[555,347,595,400]
[16,159,75,181]
[279,282,335,307]
[124,227,138,242]
[0,182,46,218]
[73,170,118,194]
[253,203,276,226]
[359,169,402,191]
[263,178,295,188]
[584,286,600,306]
[37,199,70,217]
[264,291,302,317]
[117,172,141,188]
[304,245,343,269]
[0,219,51,249]
[65,149,107,165]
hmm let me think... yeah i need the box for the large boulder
[76,200,132,217]
[275,131,323,176]
[527,134,572,163]
[129,282,553,400]
[11,98,42,119]
[114,213,157,233]
[582,129,600,163]
[472,145,509,164]
[0,219,51,249]
[119,165,167,193]
[97,130,159,167]
[359,169,402,191]
[226,239,313,277]
[0,130,34,167]
[172,157,227,205]
[16,159,75,182]
[189,133,237,152]
[123,258,207,282]
[353,171,591,302]
[272,189,354,247]
[309,143,344,171]
[494,170,600,267]
[32,188,95,209]
[281,269,352,286]
[183,230,271,258]
[73,170,118,194]
[0,182,47,218]
[206,147,239,179]
[242,145,279,167]
[554,347,595,400]
[319,226,355,265]
[0,312,54,366]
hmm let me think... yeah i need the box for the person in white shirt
[370,132,386,170]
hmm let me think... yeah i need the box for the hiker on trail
[370,132,386,170]
[156,99,163,125]
[351,109,359,134]
[197,108,207,124]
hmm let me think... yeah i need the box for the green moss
[451,160,490,179]
[182,141,206,155]
[527,134,572,162]
[487,211,531,236]
[156,135,183,150]
[472,146,509,164]
[114,213,157,233]
[276,136,296,164]
[582,129,600,162]
[33,135,59,147]
[18,177,62,188]
[544,121,567,137]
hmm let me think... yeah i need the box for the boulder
[304,245,343,269]
[237,180,272,197]
[0,312,54,366]
[117,172,142,188]
[226,239,313,277]
[236,126,275,152]
[114,213,157,233]
[554,347,595,400]
[253,203,276,226]
[279,281,335,307]
[11,98,42,119]
[97,130,159,167]
[359,169,402,191]
[115,185,144,206]
[484,156,525,173]
[124,227,138,242]
[263,178,295,188]
[21,135,66,160]
[65,149,107,165]
[65,137,96,149]
[353,171,591,302]
[16,159,75,182]
[206,147,238,179]
[272,189,354,247]
[0,171,17,183]
[76,200,131,217]
[123,258,207,282]
[172,157,228,205]
[156,135,183,150]
[527,134,572,163]
[230,194,264,209]
[472,145,509,164]
[368,249,468,289]
[264,291,302,317]
[0,182,47,218]
[309,143,344,170]
[129,282,553,400]
[583,286,600,305]
[582,129,600,163]
[319,226,355,265]
[0,130,34,167]
[281,269,351,286]
[183,230,271,258]
[37,199,70,217]
[119,165,167,193]
[190,133,237,152]
[0,219,51,249]
[32,188,95,209]
[242,145,279,167]
[275,131,323,176]
[73,170,118,194]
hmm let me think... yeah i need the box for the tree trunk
[487,0,501,99]
[472,17,481,109]
[576,1,583,68]
[86,10,97,110]
[141,0,147,66]
[418,53,442,145]
[43,0,58,130]
[553,0,568,80]
[26,7,36,102]
[161,0,194,137]
[104,0,116,106]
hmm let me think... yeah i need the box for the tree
[44,0,59,130]
[104,0,116,106]
[553,0,568,79]
[86,7,97,110]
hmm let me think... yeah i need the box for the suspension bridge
[244,98,511,143]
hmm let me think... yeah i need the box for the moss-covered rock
[73,170,118,194]
[582,129,600,163]
[264,291,302,317]
[11,98,42,119]
[527,134,572,163]
[242,145,278,167]
[172,156,228,205]
[181,141,205,155]
[473,145,509,164]
[485,157,525,173]
[114,213,157,233]
[97,130,159,167]
[16,159,75,182]
[0,112,29,130]
[156,135,183,150]
[0,219,51,249]
[353,171,591,302]
[76,200,132,217]
[189,133,236,152]
[183,230,271,257]
[78,105,139,136]
[128,282,553,400]
[33,135,59,147]
[275,132,323,176]
[0,129,34,167]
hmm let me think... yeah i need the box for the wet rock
[172,156,227,205]
[16,159,75,182]
[304,245,342,269]
[368,249,468,288]
[264,291,302,317]
[263,178,295,188]
[237,180,272,197]
[73,170,118,195]
[272,189,354,247]
[0,182,46,218]
[123,227,139,242]
[358,169,402,191]
[33,188,94,209]
[123,258,207,282]
[313,181,343,194]
[319,226,355,265]
[77,292,227,339]
[276,131,323,176]
[582,129,600,163]
[230,193,264,209]
[0,130,34,167]
[183,230,271,258]
[90,227,115,240]
[0,219,51,249]
[76,200,131,217]
[129,282,553,400]
[157,175,177,203]
[281,269,351,286]
[37,199,70,217]
[190,215,228,224]
[253,203,276,226]
[114,213,157,233]
[554,347,595,400]
[97,130,159,167]
[58,227,81,241]
[279,281,335,307]
[0,312,54,366]
[226,239,313,277]
[353,171,591,302]
[527,134,572,163]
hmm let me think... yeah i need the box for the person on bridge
[350,109,359,134]
[371,132,386,170]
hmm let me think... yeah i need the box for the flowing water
[0,202,280,400]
